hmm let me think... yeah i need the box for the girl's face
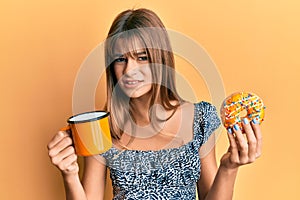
[113,41,152,98]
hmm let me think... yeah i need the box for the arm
[62,156,107,200]
[62,173,88,200]
[82,156,107,200]
[197,118,262,200]
[48,131,107,200]
[197,147,238,200]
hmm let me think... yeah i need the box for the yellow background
[1,0,299,199]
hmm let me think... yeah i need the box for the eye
[114,57,127,63]
[138,55,148,61]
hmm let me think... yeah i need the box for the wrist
[219,164,239,175]
[62,172,80,184]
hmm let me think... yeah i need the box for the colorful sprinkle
[221,92,265,130]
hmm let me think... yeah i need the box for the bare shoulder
[168,101,194,120]
[177,101,195,118]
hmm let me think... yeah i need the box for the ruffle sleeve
[193,101,221,147]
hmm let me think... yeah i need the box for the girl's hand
[220,118,262,170]
[47,131,79,176]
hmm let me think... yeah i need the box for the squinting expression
[113,50,152,98]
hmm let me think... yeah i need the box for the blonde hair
[104,8,183,139]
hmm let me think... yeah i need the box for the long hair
[105,8,183,140]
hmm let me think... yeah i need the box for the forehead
[112,35,147,55]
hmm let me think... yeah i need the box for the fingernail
[234,124,239,131]
[243,118,249,124]
[227,128,233,134]
[252,118,259,124]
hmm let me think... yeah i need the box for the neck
[130,92,155,126]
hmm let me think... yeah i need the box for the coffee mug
[61,111,112,156]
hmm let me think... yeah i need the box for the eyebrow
[113,54,124,58]
[136,51,147,55]
[113,51,147,58]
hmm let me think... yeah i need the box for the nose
[124,57,139,75]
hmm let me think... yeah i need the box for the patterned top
[101,101,221,200]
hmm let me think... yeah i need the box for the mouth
[122,79,144,88]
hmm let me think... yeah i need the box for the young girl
[47,8,262,200]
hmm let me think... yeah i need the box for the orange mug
[61,111,112,156]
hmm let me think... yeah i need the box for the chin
[125,87,152,99]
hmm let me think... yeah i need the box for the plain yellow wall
[1,0,299,199]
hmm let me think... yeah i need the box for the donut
[220,92,265,131]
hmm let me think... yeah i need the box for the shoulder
[194,101,217,113]
[193,101,221,146]
[194,101,220,122]
[179,101,219,123]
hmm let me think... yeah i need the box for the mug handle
[60,125,73,139]
[60,125,71,132]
